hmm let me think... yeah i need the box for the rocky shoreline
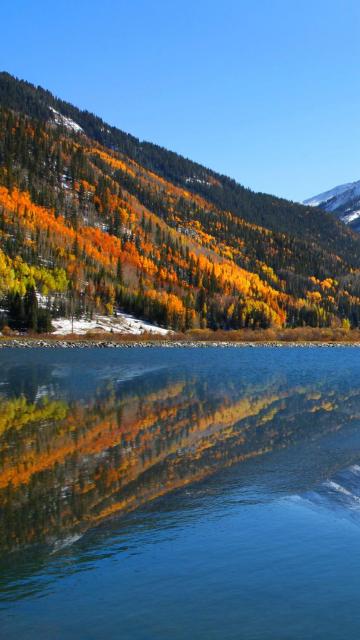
[1,338,360,348]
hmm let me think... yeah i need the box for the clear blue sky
[2,0,360,201]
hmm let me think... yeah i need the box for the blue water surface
[1,347,360,639]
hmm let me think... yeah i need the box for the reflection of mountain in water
[303,464,360,518]
[2,350,360,553]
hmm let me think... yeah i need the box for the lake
[2,347,360,639]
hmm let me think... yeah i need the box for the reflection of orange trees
[0,383,320,493]
[0,384,179,490]
[1,377,357,552]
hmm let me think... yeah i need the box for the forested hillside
[1,72,360,332]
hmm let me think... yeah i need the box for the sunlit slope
[1,72,360,328]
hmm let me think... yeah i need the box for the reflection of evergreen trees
[1,362,360,553]
[4,363,55,402]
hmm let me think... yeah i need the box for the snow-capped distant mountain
[304,180,360,230]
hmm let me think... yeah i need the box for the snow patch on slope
[52,312,169,336]
[185,176,212,187]
[341,210,360,224]
[49,107,83,134]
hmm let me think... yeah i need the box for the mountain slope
[1,72,360,330]
[1,71,358,250]
[304,180,360,230]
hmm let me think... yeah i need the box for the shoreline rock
[1,339,360,348]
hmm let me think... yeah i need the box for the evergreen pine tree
[24,285,38,331]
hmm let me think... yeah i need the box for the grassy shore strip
[2,327,360,347]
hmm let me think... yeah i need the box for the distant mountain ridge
[304,180,360,230]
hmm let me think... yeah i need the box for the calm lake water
[2,347,360,639]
